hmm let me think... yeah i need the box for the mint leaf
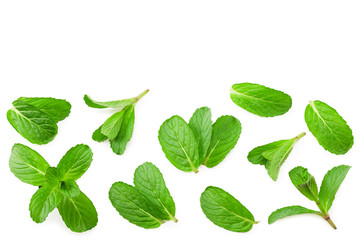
[289,166,318,201]
[59,180,81,198]
[109,182,167,229]
[158,115,200,173]
[101,110,125,140]
[189,107,212,162]
[58,191,98,232]
[200,186,258,232]
[110,105,135,155]
[45,167,61,187]
[305,100,353,155]
[9,143,50,186]
[133,162,177,222]
[7,100,58,144]
[7,97,71,144]
[319,165,351,212]
[29,186,63,223]
[248,132,306,181]
[230,83,292,117]
[57,144,93,181]
[92,124,108,142]
[17,97,71,122]
[268,206,320,224]
[203,115,241,168]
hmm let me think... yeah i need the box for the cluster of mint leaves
[109,162,177,228]
[9,143,98,232]
[158,107,241,173]
[84,89,149,155]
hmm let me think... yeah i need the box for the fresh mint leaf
[200,186,258,232]
[59,180,81,198]
[269,165,350,229]
[319,165,351,212]
[109,182,168,229]
[268,206,321,224]
[203,115,241,168]
[289,166,318,202]
[305,100,353,155]
[57,144,93,181]
[45,167,61,187]
[110,105,135,155]
[158,115,200,173]
[85,90,148,155]
[9,143,50,186]
[230,83,292,117]
[189,107,212,162]
[92,124,108,142]
[248,132,306,181]
[58,191,98,232]
[29,186,63,223]
[17,97,71,122]
[133,162,177,222]
[7,97,71,144]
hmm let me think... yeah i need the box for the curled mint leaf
[305,100,353,155]
[7,97,71,144]
[230,83,292,117]
[289,166,318,202]
[268,206,321,224]
[200,186,258,232]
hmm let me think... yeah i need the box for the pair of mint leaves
[200,164,350,232]
[158,107,241,173]
[9,143,98,232]
[230,83,354,155]
[84,89,149,155]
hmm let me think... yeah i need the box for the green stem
[136,89,149,102]
[314,199,337,229]
[295,132,306,141]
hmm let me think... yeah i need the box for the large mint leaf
[230,83,292,117]
[158,115,200,173]
[200,186,258,232]
[109,182,168,229]
[101,110,125,140]
[17,97,71,122]
[289,166,318,201]
[57,191,98,232]
[133,162,177,222]
[189,107,212,162]
[7,100,58,144]
[110,105,135,155]
[29,186,63,223]
[57,144,93,181]
[319,165,351,212]
[9,143,50,186]
[305,100,353,155]
[268,206,320,224]
[203,115,241,168]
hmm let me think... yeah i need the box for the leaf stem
[314,199,337,229]
[136,89,149,102]
[295,132,306,141]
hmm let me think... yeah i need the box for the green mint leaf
[101,110,125,140]
[110,105,135,155]
[57,144,93,181]
[189,107,212,162]
[57,191,98,233]
[319,165,351,212]
[268,205,320,224]
[109,182,167,229]
[248,132,305,181]
[83,89,149,109]
[7,100,58,144]
[305,100,353,155]
[29,186,63,223]
[92,124,108,142]
[230,83,292,117]
[133,162,177,222]
[158,115,200,173]
[17,97,71,122]
[289,166,319,202]
[9,143,50,186]
[203,115,241,168]
[200,186,258,232]
[45,167,61,187]
[59,180,81,198]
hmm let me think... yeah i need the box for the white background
[0,1,359,239]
